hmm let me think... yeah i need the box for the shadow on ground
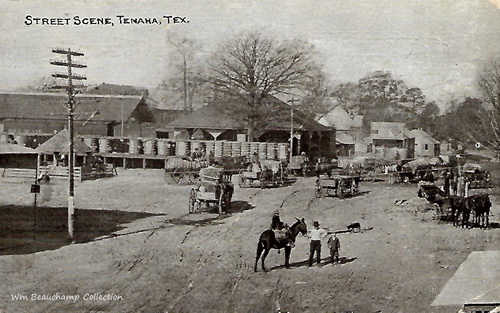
[0,205,160,255]
[267,256,357,271]
[167,201,254,226]
[317,190,370,199]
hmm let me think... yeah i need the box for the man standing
[327,233,341,264]
[457,174,466,198]
[307,221,328,267]
[443,171,450,197]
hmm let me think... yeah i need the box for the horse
[468,194,492,228]
[254,217,307,272]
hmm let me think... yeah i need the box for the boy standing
[327,233,341,264]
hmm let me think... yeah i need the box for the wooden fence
[1,165,114,181]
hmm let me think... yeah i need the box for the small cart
[188,166,234,214]
[315,175,360,198]
[238,160,286,188]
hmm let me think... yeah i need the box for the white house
[405,129,440,158]
[317,106,363,156]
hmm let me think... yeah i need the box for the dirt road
[0,169,499,313]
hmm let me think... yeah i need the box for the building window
[424,144,429,151]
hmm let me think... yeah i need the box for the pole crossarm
[49,84,88,90]
[50,60,87,68]
[52,73,87,80]
[52,48,84,56]
[50,47,85,241]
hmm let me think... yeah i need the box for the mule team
[417,181,492,228]
[255,179,493,273]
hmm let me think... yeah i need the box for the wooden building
[0,91,155,138]
[158,96,336,159]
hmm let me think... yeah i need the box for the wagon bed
[315,175,360,198]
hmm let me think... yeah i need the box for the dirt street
[0,169,499,313]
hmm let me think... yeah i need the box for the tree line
[161,30,499,149]
[27,30,499,149]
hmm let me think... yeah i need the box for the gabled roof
[406,129,440,144]
[317,106,363,130]
[86,83,147,96]
[0,143,38,154]
[151,108,188,125]
[36,129,92,154]
[0,92,144,123]
[162,105,242,130]
[371,122,408,140]
[336,133,356,145]
[161,96,328,132]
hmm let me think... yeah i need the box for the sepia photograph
[0,0,499,312]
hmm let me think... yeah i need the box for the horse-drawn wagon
[462,163,492,189]
[164,156,208,185]
[416,181,453,221]
[188,166,234,214]
[315,175,360,198]
[238,160,286,188]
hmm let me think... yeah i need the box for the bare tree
[477,60,500,150]
[164,34,206,111]
[206,31,317,141]
[296,68,333,116]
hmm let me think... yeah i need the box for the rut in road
[279,189,303,208]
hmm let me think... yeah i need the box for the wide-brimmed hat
[313,221,319,227]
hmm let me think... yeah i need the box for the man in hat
[271,210,292,254]
[271,209,285,230]
[191,148,202,161]
[306,220,329,267]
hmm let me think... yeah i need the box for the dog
[347,222,361,233]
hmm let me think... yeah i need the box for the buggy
[188,166,234,214]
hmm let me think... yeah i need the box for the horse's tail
[257,234,268,250]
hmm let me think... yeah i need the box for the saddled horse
[254,218,307,272]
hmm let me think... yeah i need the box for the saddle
[274,228,288,241]
[273,226,294,247]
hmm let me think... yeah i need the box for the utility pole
[51,48,86,241]
[289,98,298,163]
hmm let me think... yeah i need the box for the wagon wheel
[338,187,345,199]
[315,186,323,198]
[164,170,177,184]
[188,188,197,214]
[171,168,183,184]
[238,172,246,188]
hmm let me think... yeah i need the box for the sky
[1,0,500,110]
